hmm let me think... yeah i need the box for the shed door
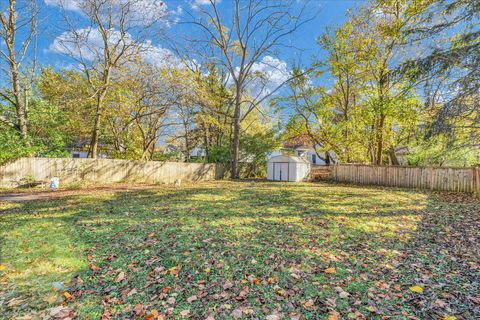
[274,162,289,181]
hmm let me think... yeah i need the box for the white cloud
[44,0,81,12]
[191,0,221,10]
[234,56,291,100]
[45,0,169,26]
[141,40,181,68]
[48,27,124,62]
[48,27,181,69]
[250,56,290,89]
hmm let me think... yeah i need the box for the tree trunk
[4,2,29,140]
[88,89,107,158]
[388,148,399,165]
[375,114,385,165]
[11,65,28,139]
[231,91,242,179]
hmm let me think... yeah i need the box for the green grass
[0,181,478,319]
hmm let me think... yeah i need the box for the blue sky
[36,0,360,72]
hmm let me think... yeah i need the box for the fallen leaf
[274,285,289,298]
[290,313,301,320]
[169,266,181,277]
[115,272,125,283]
[231,308,243,319]
[328,310,340,320]
[366,306,376,312]
[236,286,249,301]
[89,263,100,271]
[187,295,197,303]
[44,295,57,304]
[223,280,234,290]
[303,299,315,308]
[7,297,24,307]
[434,299,447,308]
[50,306,72,318]
[324,267,336,274]
[267,276,279,284]
[409,285,424,293]
[127,288,138,297]
[133,304,145,316]
[144,309,159,320]
[180,310,190,318]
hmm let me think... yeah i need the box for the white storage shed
[267,155,311,182]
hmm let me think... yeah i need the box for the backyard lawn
[0,181,479,319]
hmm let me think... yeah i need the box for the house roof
[283,135,314,149]
[394,146,409,155]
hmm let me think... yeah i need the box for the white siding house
[70,150,89,158]
[293,148,334,166]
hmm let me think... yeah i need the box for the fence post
[332,164,337,181]
[430,167,435,190]
[475,166,480,198]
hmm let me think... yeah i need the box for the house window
[72,153,80,158]
[312,154,316,164]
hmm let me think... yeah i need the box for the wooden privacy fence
[331,164,480,195]
[0,157,224,188]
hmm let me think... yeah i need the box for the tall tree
[194,63,233,161]
[0,0,39,139]
[54,0,169,158]
[283,0,427,165]
[343,1,426,164]
[400,0,479,150]
[319,23,367,163]
[186,0,312,178]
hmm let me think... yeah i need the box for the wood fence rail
[331,164,480,196]
[0,158,224,188]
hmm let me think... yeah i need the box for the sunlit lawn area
[0,181,478,319]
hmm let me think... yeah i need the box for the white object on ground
[174,179,181,187]
[50,177,60,190]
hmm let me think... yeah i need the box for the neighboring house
[271,135,338,166]
[69,150,108,159]
[68,139,89,158]
[190,147,206,158]
[161,144,206,160]
[70,150,89,158]
[394,146,409,165]
[68,140,108,159]
[163,144,181,154]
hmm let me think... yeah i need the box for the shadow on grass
[0,181,478,319]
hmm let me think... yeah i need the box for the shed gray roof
[268,155,310,164]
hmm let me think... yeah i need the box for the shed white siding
[267,155,310,182]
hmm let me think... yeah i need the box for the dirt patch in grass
[0,184,161,202]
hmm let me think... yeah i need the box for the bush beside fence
[331,164,480,195]
[0,158,224,188]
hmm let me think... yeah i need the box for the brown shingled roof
[283,135,314,149]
